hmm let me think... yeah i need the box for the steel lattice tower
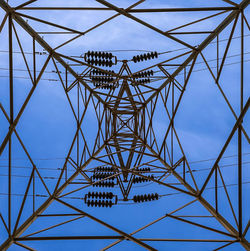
[0,0,249,250]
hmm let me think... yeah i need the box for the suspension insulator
[136,78,151,85]
[85,191,114,199]
[106,200,111,208]
[132,52,158,63]
[85,199,114,208]
[92,69,108,76]
[86,58,114,67]
[140,195,144,202]
[152,51,158,59]
[133,193,159,203]
[138,167,151,173]
[133,70,154,79]
[152,193,159,200]
[134,195,138,202]
[91,75,115,84]
[133,175,152,184]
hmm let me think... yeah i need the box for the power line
[154,55,250,74]
[0,152,248,162]
[0,157,66,161]
[0,34,248,56]
[0,173,86,181]
[160,181,250,198]
[0,153,249,172]
[0,50,46,55]
[0,181,249,202]
[187,161,250,173]
[189,152,250,164]
[0,51,249,76]
[0,58,249,83]
[0,67,62,75]
[159,34,250,55]
[0,161,249,181]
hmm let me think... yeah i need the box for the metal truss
[0,0,249,250]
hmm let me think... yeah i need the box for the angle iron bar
[12,23,34,85]
[15,0,38,10]
[128,130,247,245]
[102,199,198,250]
[167,10,229,33]
[96,0,197,50]
[200,52,250,143]
[0,143,107,250]
[143,0,250,106]
[199,97,250,194]
[0,54,51,156]
[22,215,85,238]
[0,1,107,108]
[19,7,237,11]
[217,165,239,227]
[53,0,145,51]
[55,198,157,251]
[14,241,35,251]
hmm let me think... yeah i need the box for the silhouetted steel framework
[0,0,249,250]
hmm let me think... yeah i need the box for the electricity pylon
[0,0,249,250]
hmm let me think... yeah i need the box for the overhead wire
[0,160,249,182]
[116,180,250,204]
[0,33,248,76]
[0,34,248,56]
[0,157,249,203]
[159,34,250,55]
[189,152,250,164]
[0,51,249,74]
[0,180,249,203]
[0,57,249,82]
[160,181,250,198]
[0,152,249,172]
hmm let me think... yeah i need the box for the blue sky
[0,0,249,250]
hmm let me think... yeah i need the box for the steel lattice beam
[0,0,249,250]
